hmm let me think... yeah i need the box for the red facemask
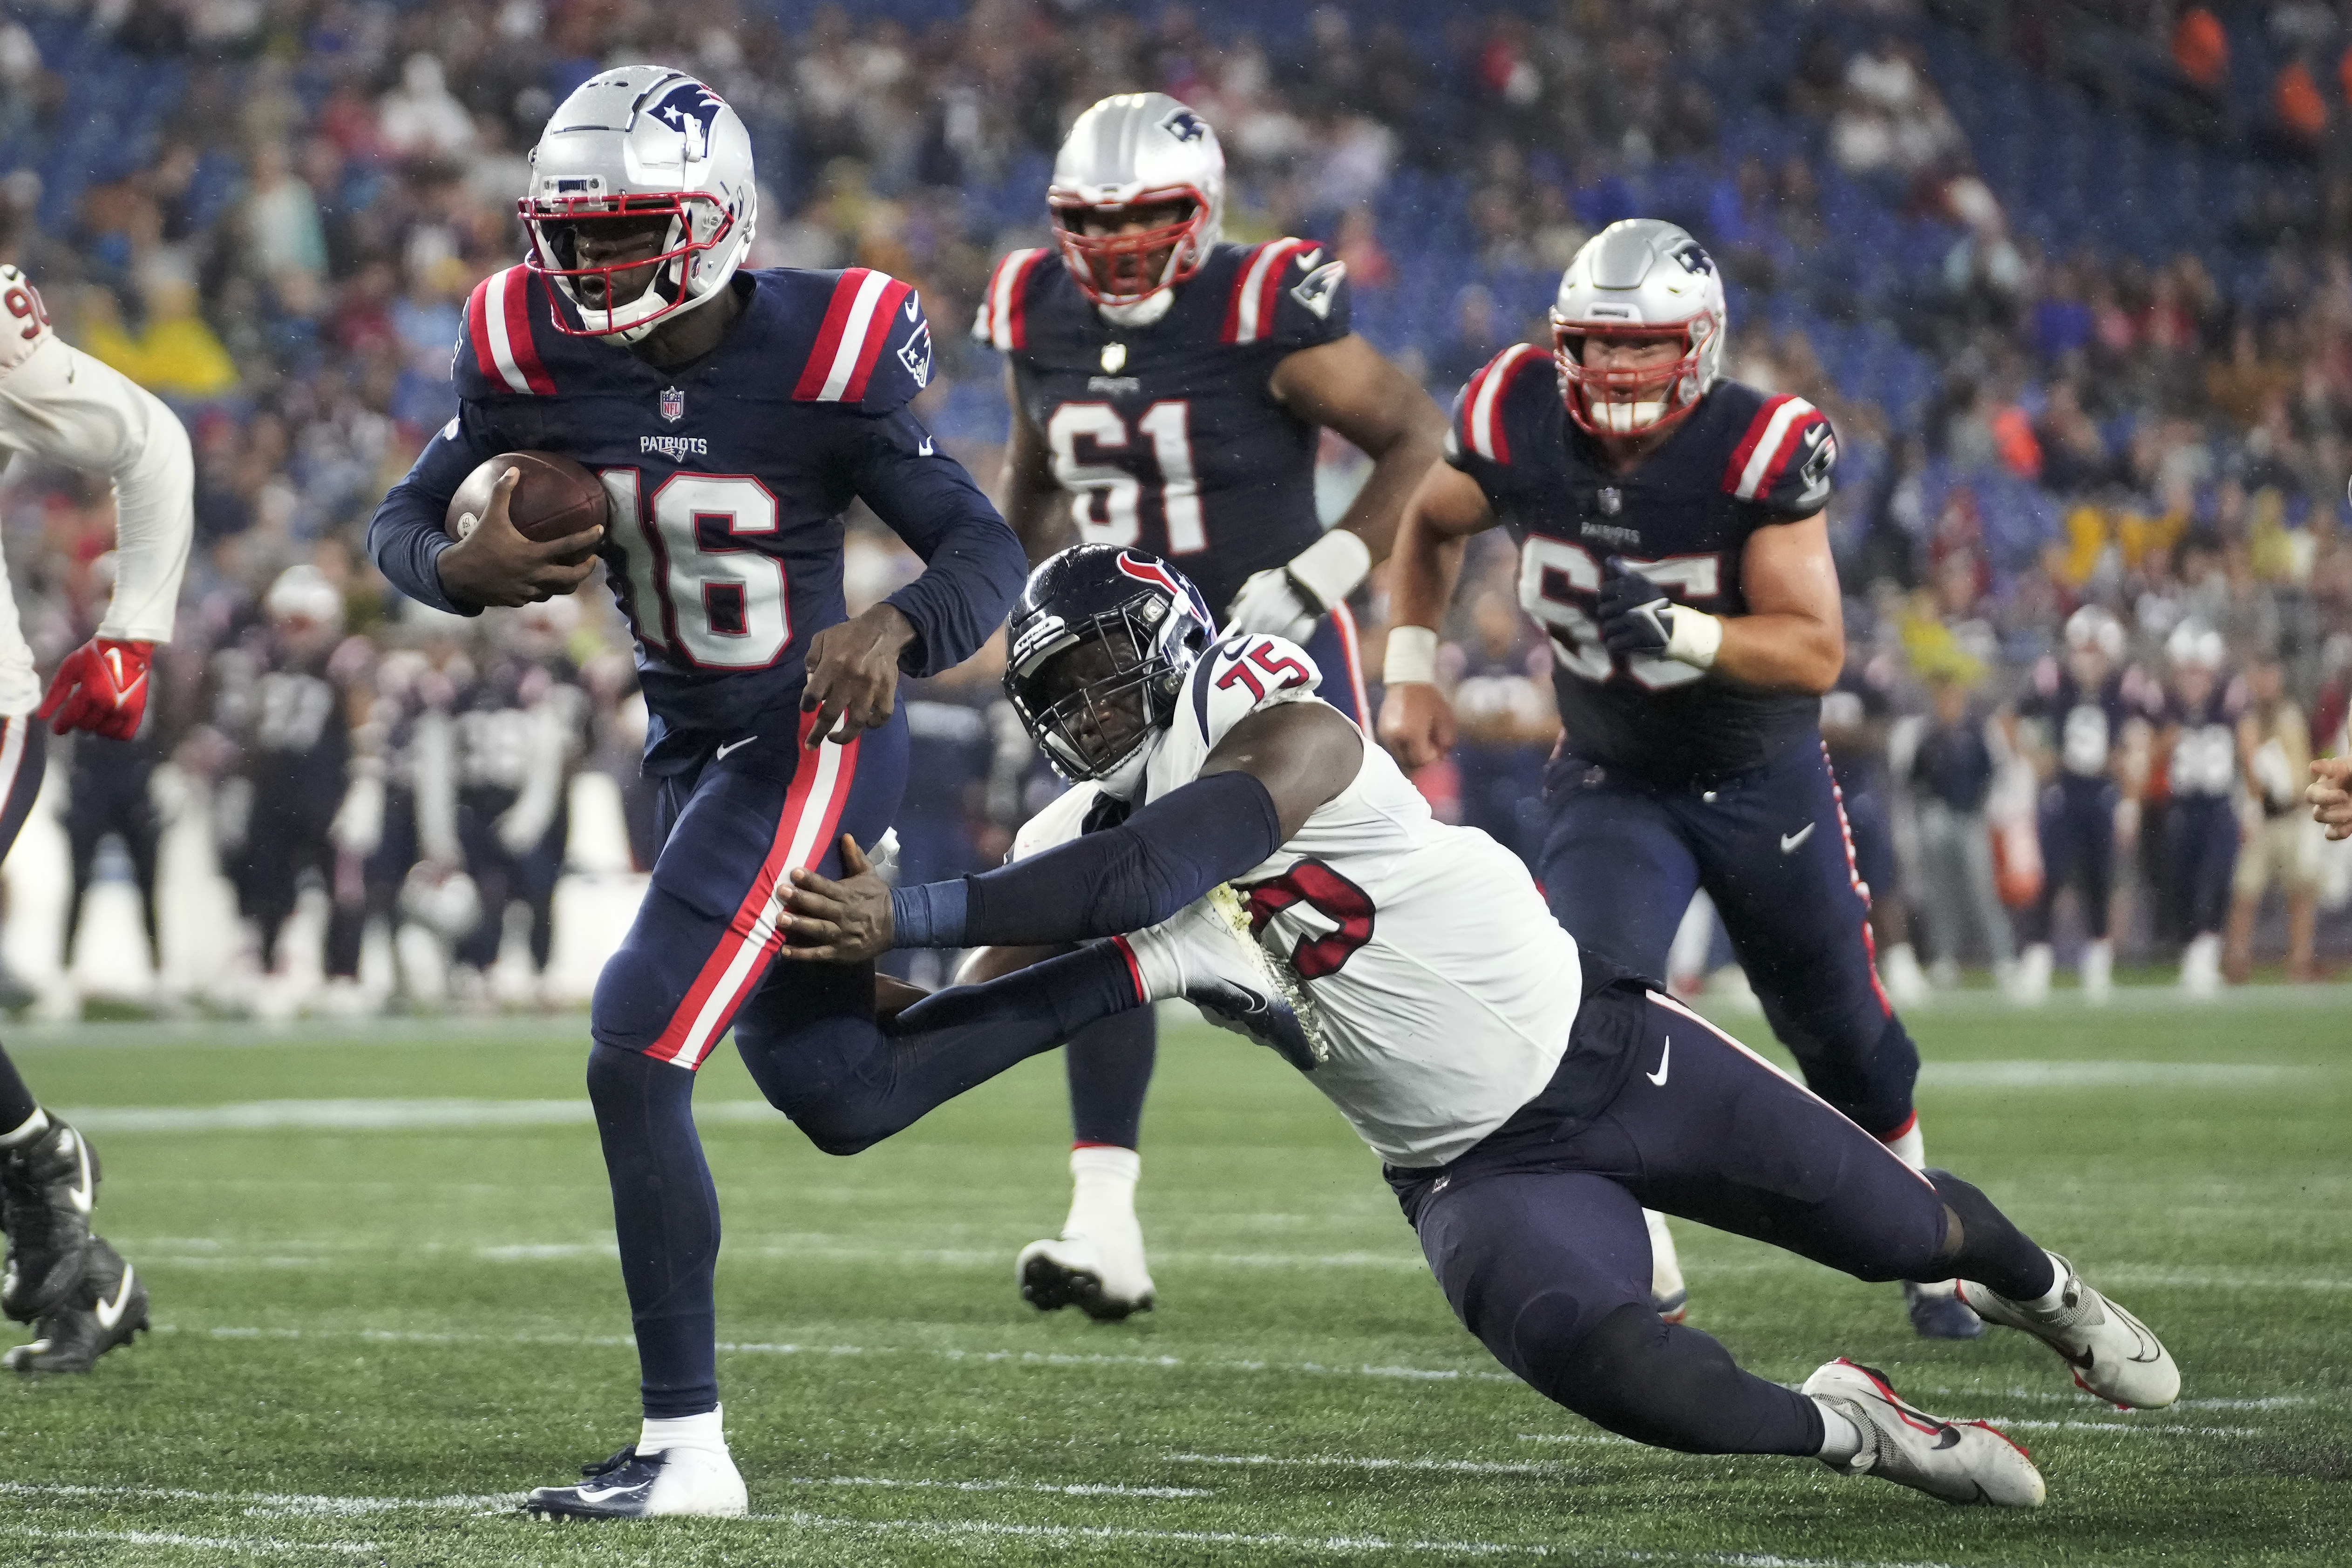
[521,192,735,337]
[1552,320,1709,437]
[1048,191,1210,305]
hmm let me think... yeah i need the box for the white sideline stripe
[816,270,893,400]
[0,1480,517,1515]
[0,1526,379,1557]
[167,1322,1519,1384]
[791,1475,1210,1498]
[1919,1060,2322,1087]
[1173,1452,1557,1476]
[1994,1420,2260,1438]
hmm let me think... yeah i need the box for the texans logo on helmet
[1115,550,1209,623]
[649,81,728,158]
[1160,106,1208,143]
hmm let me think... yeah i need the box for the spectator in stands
[1909,657,2016,989]
[2227,652,2323,980]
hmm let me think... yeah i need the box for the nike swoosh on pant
[715,737,756,760]
[1780,822,1816,853]
[1646,1038,1671,1086]
[93,1267,134,1330]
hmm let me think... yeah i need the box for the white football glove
[1224,529,1373,640]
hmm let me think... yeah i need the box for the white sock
[1814,1398,1866,1465]
[639,1405,726,1457]
[0,1107,49,1149]
[1066,1145,1140,1238]
[1880,1120,1924,1171]
[2021,1251,2068,1312]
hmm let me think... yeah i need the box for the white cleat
[524,1442,747,1520]
[2080,937,2113,1005]
[1959,1250,2180,1409]
[1804,1358,2045,1508]
[2011,943,2052,1005]
[1016,1231,1156,1321]
[1119,886,1326,1070]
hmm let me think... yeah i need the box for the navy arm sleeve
[366,406,504,617]
[841,406,1029,678]
[890,771,1283,948]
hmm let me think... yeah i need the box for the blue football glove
[1595,560,1676,658]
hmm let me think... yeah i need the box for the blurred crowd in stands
[0,0,2348,1018]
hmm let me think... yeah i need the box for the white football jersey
[0,265,194,714]
[1015,631,1580,1167]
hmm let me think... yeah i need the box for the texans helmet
[520,66,758,344]
[1004,544,1217,796]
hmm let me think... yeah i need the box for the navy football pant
[1537,742,1920,1140]
[0,717,46,1133]
[2029,776,2117,943]
[1062,605,1368,1151]
[2168,796,2238,939]
[1397,988,2053,1454]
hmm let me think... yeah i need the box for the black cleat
[1906,1281,1987,1340]
[6,1237,146,1374]
[2,1119,99,1322]
[524,1443,747,1519]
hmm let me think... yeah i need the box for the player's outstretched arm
[1227,338,1448,639]
[2311,756,2352,839]
[778,702,1363,963]
[1377,462,1496,770]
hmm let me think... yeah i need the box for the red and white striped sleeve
[460,266,557,397]
[1720,393,1836,517]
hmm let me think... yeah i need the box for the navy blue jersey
[2018,661,2158,781]
[368,264,1026,769]
[2162,678,2246,800]
[1446,346,1838,783]
[974,238,1352,615]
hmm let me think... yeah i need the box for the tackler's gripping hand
[38,638,154,739]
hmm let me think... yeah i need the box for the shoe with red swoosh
[1803,1358,2046,1507]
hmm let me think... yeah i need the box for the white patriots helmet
[1047,93,1225,309]
[1550,218,1728,437]
[521,66,757,344]
[265,564,346,636]
[2065,604,2126,662]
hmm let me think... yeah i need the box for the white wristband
[1383,624,1440,685]
[1664,606,1723,670]
[1285,528,1373,613]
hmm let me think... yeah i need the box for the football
[444,450,608,544]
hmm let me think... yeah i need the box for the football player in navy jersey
[2155,623,2242,996]
[1380,219,1973,1340]
[2011,606,2158,1005]
[972,92,1445,1319]
[366,68,1026,1518]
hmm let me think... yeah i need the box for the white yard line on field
[0,1480,519,1516]
[1170,1452,1561,1475]
[1917,1060,2325,1087]
[789,1476,1211,1497]
[165,1321,1523,1385]
[0,1526,381,1557]
[1993,1419,2261,1437]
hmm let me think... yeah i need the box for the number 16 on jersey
[600,469,792,671]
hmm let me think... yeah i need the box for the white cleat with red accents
[1803,1358,2045,1508]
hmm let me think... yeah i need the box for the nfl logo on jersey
[659,386,685,424]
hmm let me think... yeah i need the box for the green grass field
[2,991,2349,1566]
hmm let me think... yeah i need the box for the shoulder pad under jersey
[972,247,1055,352]
[1445,342,1549,469]
[782,267,934,413]
[1216,238,1351,349]
[1143,632,1326,803]
[1717,385,1836,517]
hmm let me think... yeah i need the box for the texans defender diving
[365,68,1026,1517]
[974,92,1446,1320]
[1379,220,1968,1337]
[0,262,192,1375]
[772,544,2179,1510]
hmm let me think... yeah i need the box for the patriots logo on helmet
[1160,106,1209,143]
[648,82,728,161]
[1671,241,1715,277]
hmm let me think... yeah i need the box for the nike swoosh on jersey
[715,736,756,760]
[93,1265,135,1330]
[1779,822,1816,854]
[1646,1038,1671,1086]
[916,436,935,456]
[904,295,919,320]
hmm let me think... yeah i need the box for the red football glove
[37,638,154,739]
